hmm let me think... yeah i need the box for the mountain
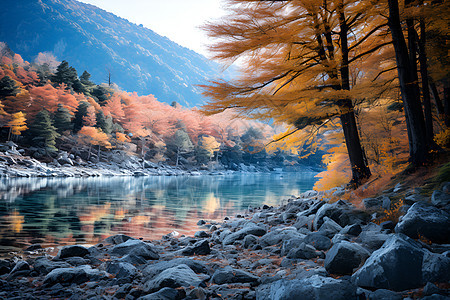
[1,0,226,106]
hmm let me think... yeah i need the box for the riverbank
[0,141,321,178]
[0,168,449,299]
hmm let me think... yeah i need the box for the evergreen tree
[0,76,20,99]
[73,101,90,133]
[27,110,60,154]
[51,60,78,88]
[80,71,94,86]
[53,104,73,133]
[96,111,113,134]
[91,85,111,105]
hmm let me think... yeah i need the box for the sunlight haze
[78,0,225,57]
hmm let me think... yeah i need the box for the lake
[0,172,317,254]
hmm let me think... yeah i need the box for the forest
[0,43,323,176]
[201,0,449,190]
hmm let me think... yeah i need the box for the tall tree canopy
[201,0,398,186]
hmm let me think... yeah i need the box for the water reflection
[0,172,317,253]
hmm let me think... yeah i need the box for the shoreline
[0,181,449,299]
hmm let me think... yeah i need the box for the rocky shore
[0,180,449,299]
[0,141,232,178]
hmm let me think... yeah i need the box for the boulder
[243,234,258,249]
[421,251,450,284]
[44,265,109,286]
[304,232,332,251]
[256,275,357,300]
[395,202,450,244]
[287,243,319,260]
[363,196,391,210]
[259,227,301,247]
[352,234,424,291]
[368,289,402,300]
[143,258,208,278]
[324,241,370,275]
[143,264,207,293]
[211,266,259,284]
[313,200,353,230]
[139,287,183,300]
[33,257,71,275]
[111,239,159,260]
[431,190,450,208]
[181,240,211,256]
[0,260,11,275]
[318,217,343,238]
[340,224,362,236]
[104,234,135,245]
[56,245,89,259]
[222,224,266,245]
[106,261,137,279]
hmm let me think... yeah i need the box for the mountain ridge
[1,0,224,106]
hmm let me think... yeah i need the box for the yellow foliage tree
[78,126,112,161]
[7,111,28,140]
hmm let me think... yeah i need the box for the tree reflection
[0,172,317,253]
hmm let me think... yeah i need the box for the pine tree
[96,111,113,135]
[53,104,73,134]
[51,61,78,89]
[27,110,60,154]
[0,76,20,98]
[91,85,111,105]
[73,101,90,133]
[80,71,94,86]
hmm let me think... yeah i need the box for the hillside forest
[0,43,324,176]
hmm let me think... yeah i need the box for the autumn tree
[78,126,112,162]
[7,111,28,141]
[196,135,221,164]
[96,111,113,135]
[27,110,60,154]
[200,0,396,186]
[166,129,194,167]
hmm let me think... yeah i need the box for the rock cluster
[0,183,449,299]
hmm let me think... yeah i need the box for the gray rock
[33,257,71,275]
[404,193,427,205]
[143,258,208,278]
[243,234,258,249]
[194,231,209,238]
[104,234,135,245]
[256,275,357,300]
[358,224,390,250]
[281,236,306,256]
[44,265,109,286]
[56,245,89,259]
[181,240,211,256]
[422,251,450,284]
[106,261,137,279]
[259,227,301,247]
[143,264,206,293]
[395,202,450,244]
[111,239,159,260]
[139,287,182,300]
[341,224,362,236]
[223,224,266,245]
[368,289,402,300]
[211,266,259,284]
[324,241,370,275]
[431,190,450,208]
[318,216,343,238]
[296,200,325,217]
[119,254,147,265]
[304,232,332,251]
[287,242,319,260]
[293,215,314,230]
[352,234,424,291]
[313,200,353,230]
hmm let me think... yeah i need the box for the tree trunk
[418,19,435,146]
[445,86,450,127]
[388,0,428,166]
[429,79,444,116]
[176,147,180,167]
[337,1,371,186]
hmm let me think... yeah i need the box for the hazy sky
[78,0,225,57]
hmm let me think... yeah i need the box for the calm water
[0,172,317,254]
